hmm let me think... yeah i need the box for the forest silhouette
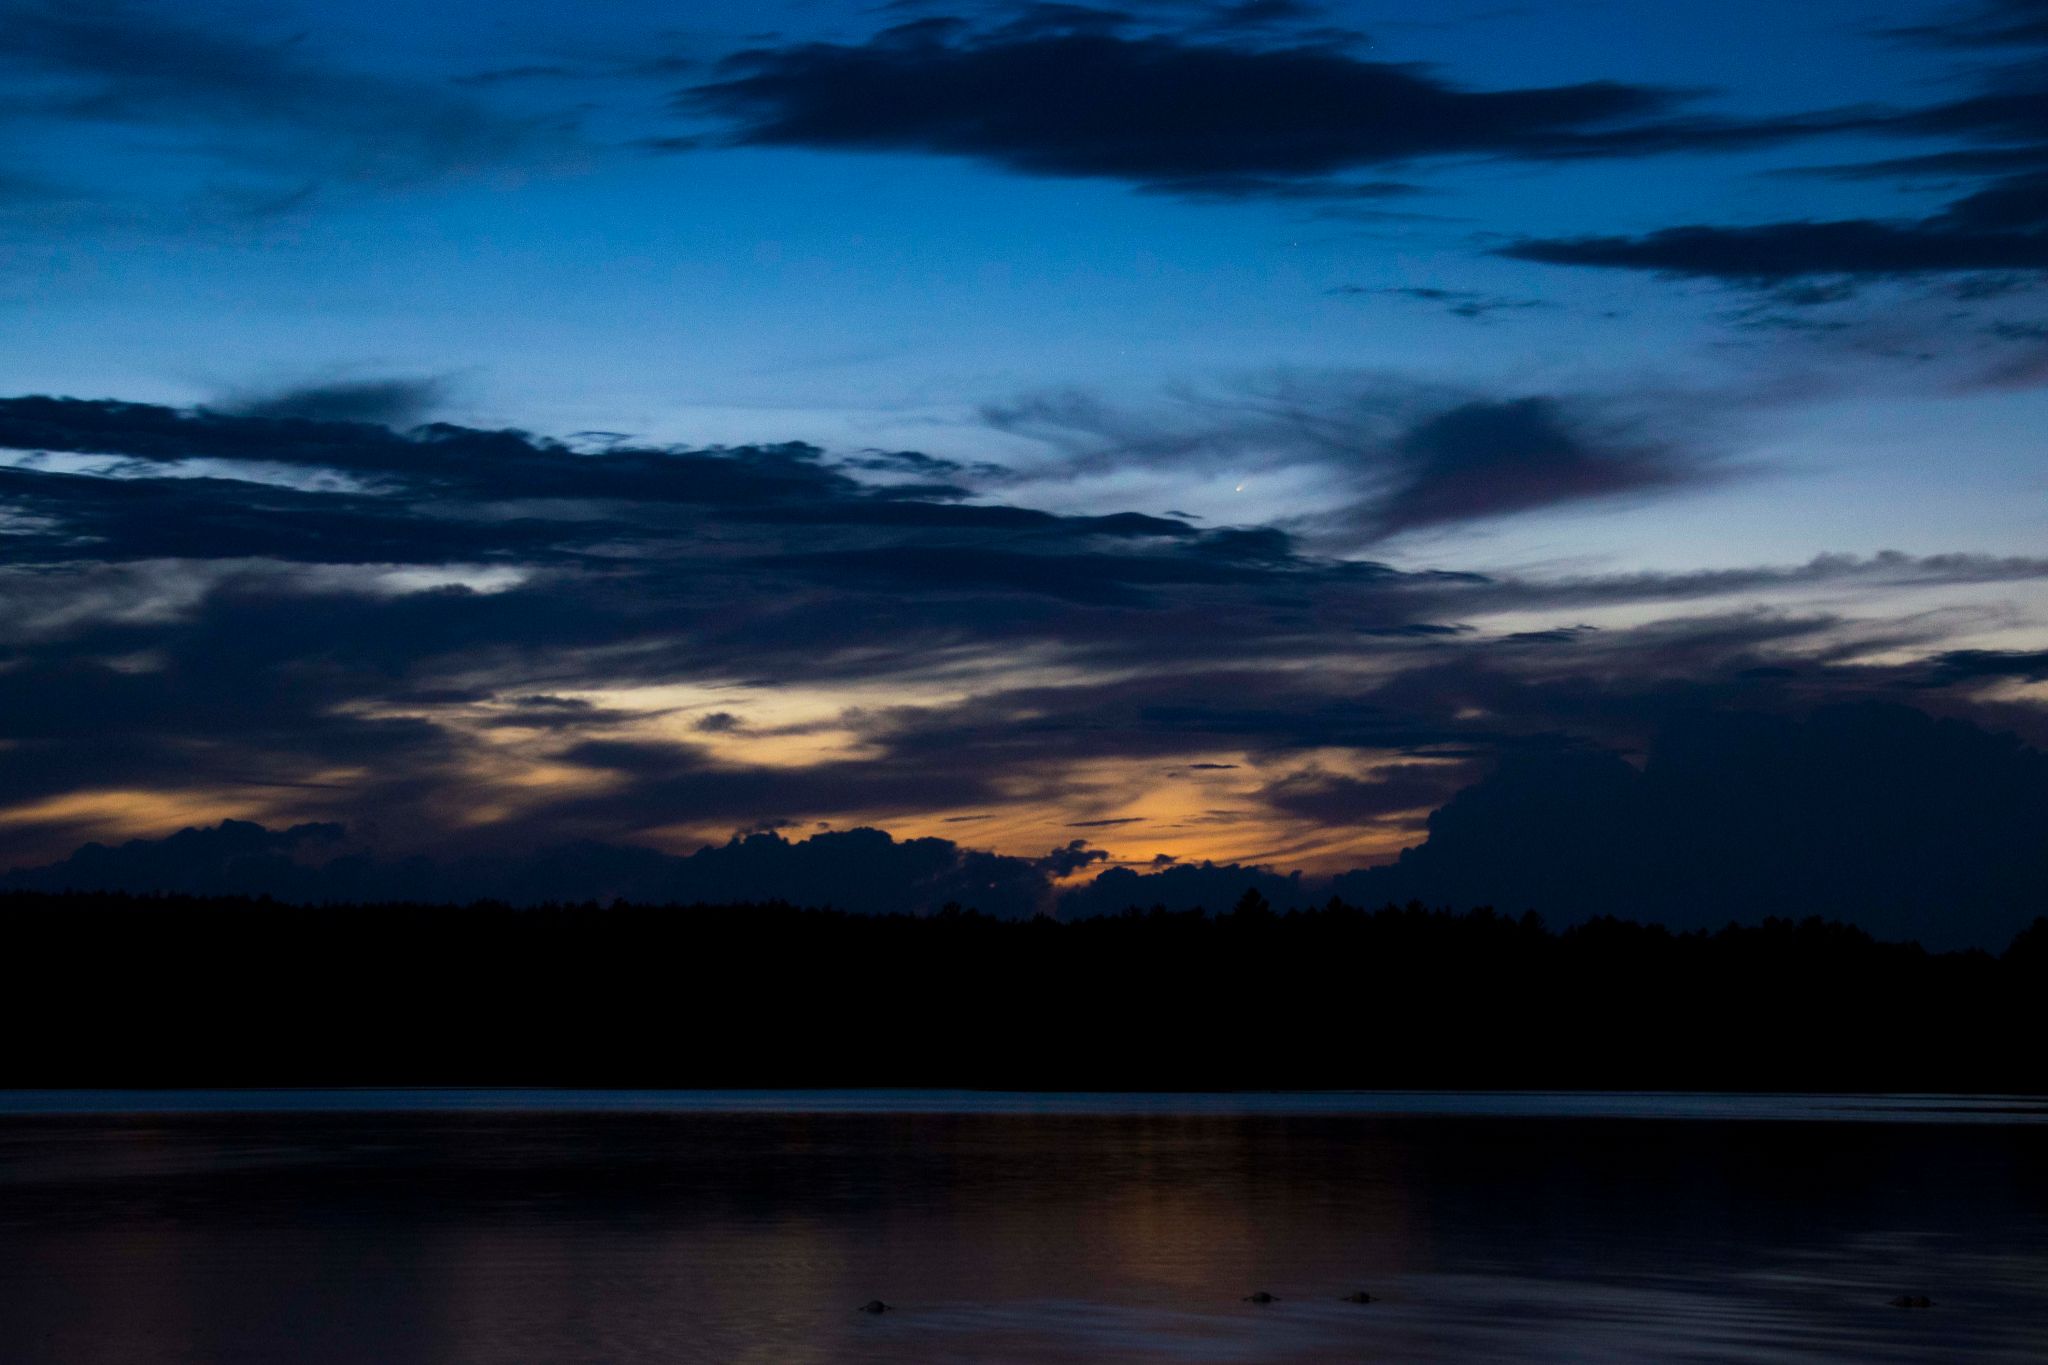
[4,890,2042,1092]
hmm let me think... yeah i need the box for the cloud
[1329,285,1553,319]
[1501,217,2048,282]
[0,820,1055,918]
[1038,838,1110,875]
[1459,550,2048,611]
[679,13,1842,199]
[986,378,1730,543]
[1,390,2044,909]
[1056,858,1312,917]
[0,0,559,211]
[1919,647,2048,685]
[1335,703,2048,950]
[15,693,2048,949]
[221,377,451,428]
[0,394,981,512]
[1146,175,1426,203]
[1885,0,2048,49]
[0,391,1438,859]
[1257,762,1471,824]
[1365,395,1708,538]
[1503,57,2048,285]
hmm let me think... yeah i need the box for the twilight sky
[4,0,2048,924]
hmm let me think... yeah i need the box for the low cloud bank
[11,704,2046,948]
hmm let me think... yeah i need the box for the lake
[1,1091,2044,1363]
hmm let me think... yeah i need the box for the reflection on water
[0,1094,2043,1363]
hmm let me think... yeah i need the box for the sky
[3,0,2048,935]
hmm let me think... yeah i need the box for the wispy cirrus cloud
[1329,284,1553,319]
[1884,0,2048,50]
[982,375,1735,544]
[0,0,565,214]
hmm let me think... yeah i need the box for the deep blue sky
[9,0,2046,561]
[3,0,2047,929]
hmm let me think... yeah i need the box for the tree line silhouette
[2,889,2042,1091]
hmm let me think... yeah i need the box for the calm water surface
[0,1091,2043,1363]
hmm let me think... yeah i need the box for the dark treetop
[4,891,2042,1093]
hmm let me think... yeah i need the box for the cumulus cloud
[1038,838,1111,875]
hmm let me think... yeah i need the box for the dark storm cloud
[679,12,1845,199]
